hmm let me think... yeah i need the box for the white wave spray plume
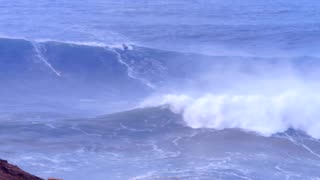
[141,61,320,139]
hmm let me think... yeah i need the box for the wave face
[0,37,224,114]
[2,37,320,137]
[0,38,154,114]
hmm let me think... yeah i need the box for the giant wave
[2,37,320,138]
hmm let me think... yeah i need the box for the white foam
[32,42,62,77]
[284,133,320,159]
[35,38,135,49]
[107,47,156,89]
[141,90,320,139]
[0,35,136,49]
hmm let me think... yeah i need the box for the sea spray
[141,90,320,138]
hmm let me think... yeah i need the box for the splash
[141,90,320,138]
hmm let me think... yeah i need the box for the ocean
[1,0,320,179]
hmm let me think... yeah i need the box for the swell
[0,37,153,114]
[3,37,320,138]
[0,37,145,84]
[2,37,320,89]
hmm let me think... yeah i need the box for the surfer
[122,43,129,50]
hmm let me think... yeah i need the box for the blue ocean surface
[1,0,320,179]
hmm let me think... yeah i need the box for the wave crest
[142,91,320,138]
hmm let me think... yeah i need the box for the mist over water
[140,52,320,138]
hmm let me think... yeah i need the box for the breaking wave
[3,37,320,138]
[139,54,320,139]
[142,91,320,138]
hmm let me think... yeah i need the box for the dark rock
[0,159,43,180]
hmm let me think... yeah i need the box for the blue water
[1,0,320,179]
[2,0,320,55]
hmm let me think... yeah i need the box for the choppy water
[1,107,320,180]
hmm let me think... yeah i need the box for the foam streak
[32,42,61,77]
[107,47,156,89]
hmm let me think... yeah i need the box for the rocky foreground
[0,159,43,180]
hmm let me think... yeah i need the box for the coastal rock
[0,159,43,180]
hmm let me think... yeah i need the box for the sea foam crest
[141,91,320,138]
